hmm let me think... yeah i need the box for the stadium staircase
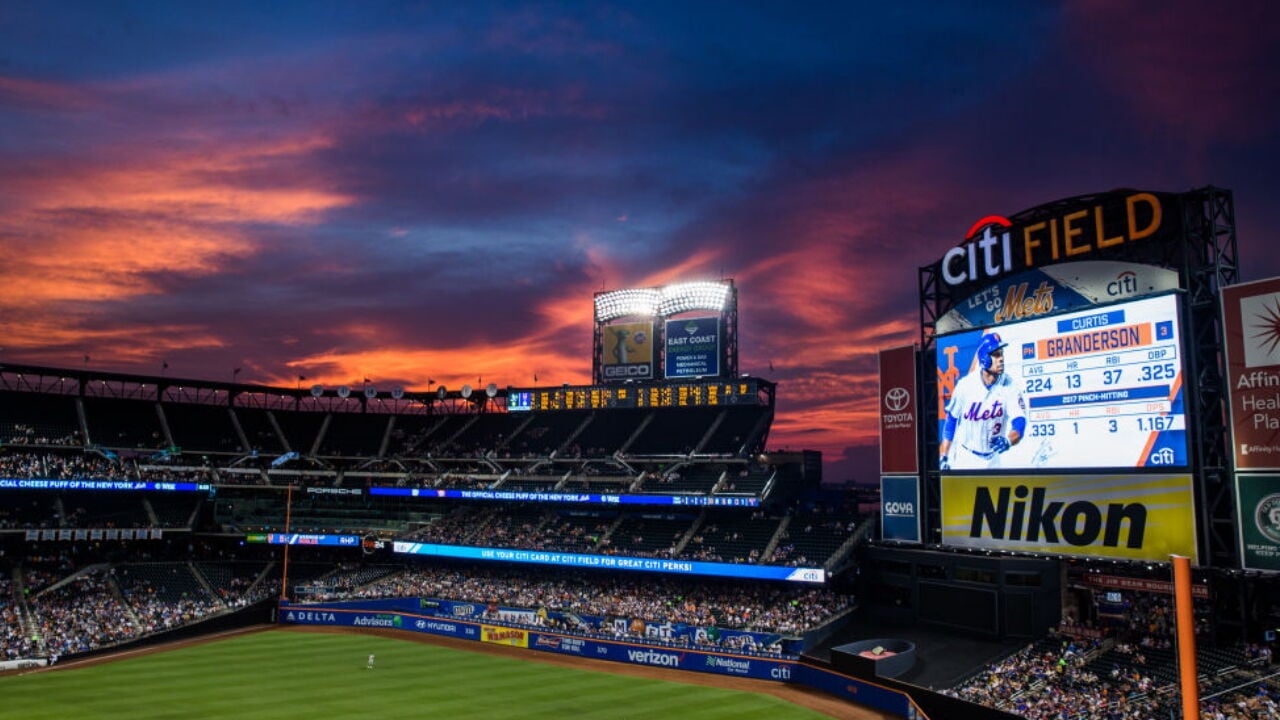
[690,411,726,455]
[761,515,791,560]
[672,510,707,555]
[188,562,225,610]
[141,497,160,526]
[825,515,875,572]
[105,570,145,630]
[33,562,110,599]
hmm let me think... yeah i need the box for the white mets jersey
[945,370,1026,469]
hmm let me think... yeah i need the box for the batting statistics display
[936,293,1188,470]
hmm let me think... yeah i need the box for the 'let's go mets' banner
[942,474,1197,563]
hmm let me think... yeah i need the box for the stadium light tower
[593,279,738,383]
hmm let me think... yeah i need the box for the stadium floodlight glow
[658,281,732,315]
[594,288,660,321]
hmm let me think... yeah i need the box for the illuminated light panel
[658,281,732,315]
[594,288,660,321]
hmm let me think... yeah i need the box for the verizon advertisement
[1223,277,1280,470]
[879,345,919,475]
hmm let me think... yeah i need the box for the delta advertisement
[1222,277,1280,471]
[879,345,919,475]
[664,316,720,379]
[880,476,921,543]
[601,321,654,381]
[1236,474,1280,572]
[940,474,1198,563]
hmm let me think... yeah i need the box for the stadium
[3,187,1280,719]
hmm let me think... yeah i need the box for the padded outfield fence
[279,600,923,718]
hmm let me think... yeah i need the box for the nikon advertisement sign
[941,474,1197,563]
[1237,474,1280,572]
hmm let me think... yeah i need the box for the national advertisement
[879,345,919,475]
[1222,277,1280,470]
[941,474,1197,563]
[1236,474,1280,572]
[664,316,720,379]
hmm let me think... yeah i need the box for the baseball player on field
[939,332,1027,470]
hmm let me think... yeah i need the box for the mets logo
[883,387,910,412]
[1255,494,1280,544]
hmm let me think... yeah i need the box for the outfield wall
[279,601,919,718]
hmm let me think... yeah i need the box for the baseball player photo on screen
[938,332,1027,470]
[935,293,1189,472]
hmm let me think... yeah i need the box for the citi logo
[771,665,793,680]
[1147,447,1176,465]
[884,501,915,516]
[626,650,681,667]
[1108,270,1139,297]
[942,216,1014,286]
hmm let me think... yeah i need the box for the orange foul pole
[280,483,294,601]
[1172,554,1199,720]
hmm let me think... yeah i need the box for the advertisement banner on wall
[880,475,921,543]
[1222,277,1280,471]
[941,473,1198,563]
[664,316,721,379]
[879,345,919,475]
[1236,474,1280,572]
[601,321,654,381]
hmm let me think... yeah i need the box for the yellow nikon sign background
[942,474,1197,563]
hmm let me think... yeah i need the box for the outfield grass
[0,630,831,719]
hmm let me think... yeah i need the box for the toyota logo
[884,387,910,412]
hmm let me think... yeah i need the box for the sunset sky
[2,2,1279,481]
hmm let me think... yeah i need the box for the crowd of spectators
[948,589,1278,720]
[0,451,126,482]
[303,562,851,638]
[0,553,272,662]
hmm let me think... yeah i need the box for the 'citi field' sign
[939,191,1176,288]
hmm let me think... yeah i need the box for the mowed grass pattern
[0,630,831,719]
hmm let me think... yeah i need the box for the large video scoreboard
[936,292,1188,470]
[508,379,762,412]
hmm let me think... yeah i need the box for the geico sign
[603,365,652,378]
[971,485,1145,548]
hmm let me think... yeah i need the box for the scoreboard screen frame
[934,291,1189,472]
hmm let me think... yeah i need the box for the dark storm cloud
[2,1,1279,481]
